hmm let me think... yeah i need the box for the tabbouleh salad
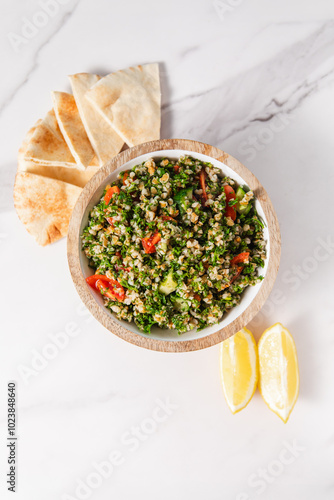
[82,156,266,334]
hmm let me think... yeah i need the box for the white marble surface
[1,0,334,499]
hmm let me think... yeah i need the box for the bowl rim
[67,139,281,352]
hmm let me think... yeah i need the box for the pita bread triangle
[24,109,79,168]
[14,172,82,246]
[86,63,161,147]
[69,73,124,166]
[52,91,97,169]
[18,122,98,187]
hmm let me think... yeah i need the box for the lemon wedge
[258,323,299,423]
[220,327,258,414]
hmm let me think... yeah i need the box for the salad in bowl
[82,155,266,335]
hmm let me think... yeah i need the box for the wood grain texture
[67,139,281,352]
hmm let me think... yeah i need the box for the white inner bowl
[79,149,270,342]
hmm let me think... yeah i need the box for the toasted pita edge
[52,91,96,170]
[18,121,99,187]
[69,73,124,165]
[23,109,78,168]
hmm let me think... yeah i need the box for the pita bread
[86,64,161,147]
[14,172,82,246]
[24,109,78,168]
[69,73,124,166]
[18,161,98,187]
[18,122,98,187]
[52,91,96,169]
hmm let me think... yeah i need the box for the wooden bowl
[67,139,280,352]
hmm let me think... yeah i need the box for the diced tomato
[96,279,125,302]
[225,205,236,221]
[142,239,155,254]
[150,231,161,246]
[174,164,180,172]
[231,252,250,266]
[104,185,120,205]
[224,185,236,202]
[224,185,236,221]
[86,274,111,287]
[221,252,250,290]
[160,215,176,222]
[86,274,125,302]
[142,231,161,254]
[194,294,201,302]
[123,171,129,185]
[200,168,208,205]
[106,217,114,227]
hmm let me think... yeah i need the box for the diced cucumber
[172,297,189,312]
[235,186,246,201]
[174,187,193,210]
[239,203,251,215]
[158,270,178,295]
[235,186,252,214]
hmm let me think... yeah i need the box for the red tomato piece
[224,185,236,221]
[200,168,208,205]
[142,240,155,253]
[230,252,250,266]
[104,186,120,205]
[142,231,161,254]
[86,274,125,302]
[86,274,110,287]
[225,205,236,221]
[160,215,176,222]
[96,279,125,302]
[150,231,161,246]
[224,185,236,202]
[123,171,129,185]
